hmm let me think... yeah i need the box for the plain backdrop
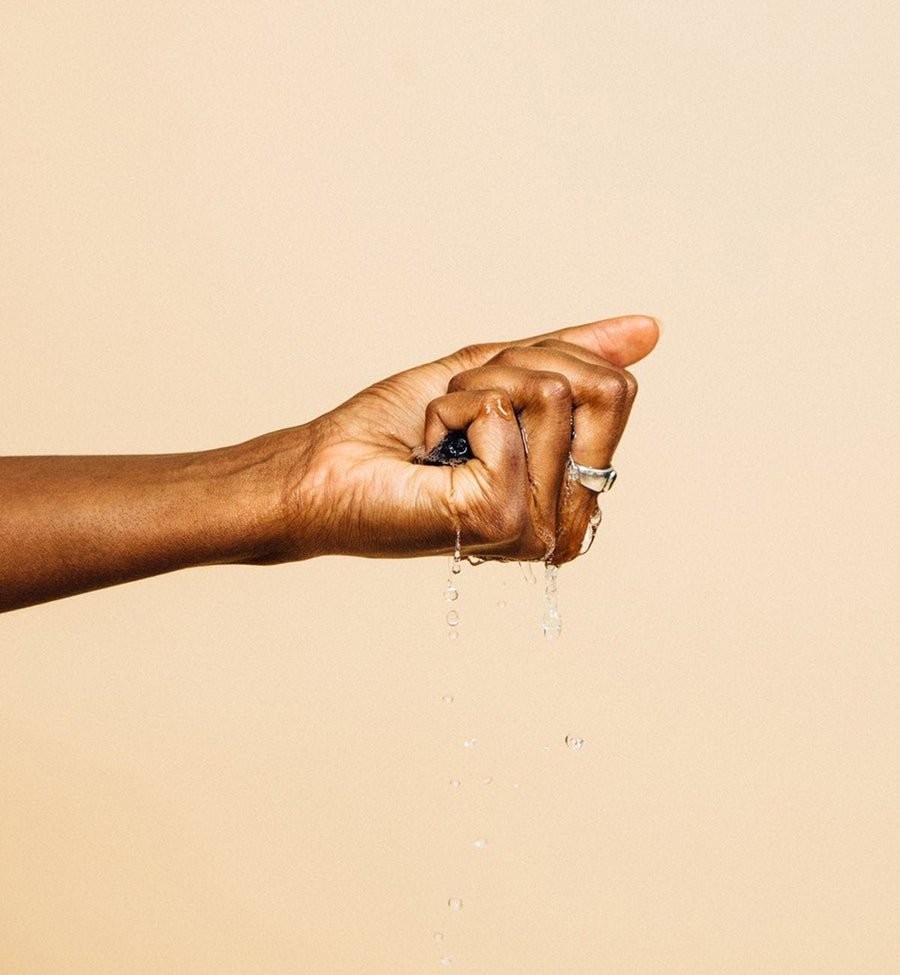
[2,2,899,973]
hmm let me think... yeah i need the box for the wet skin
[0,315,659,611]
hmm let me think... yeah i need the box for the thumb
[447,315,660,373]
[525,314,660,367]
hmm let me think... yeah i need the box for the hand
[262,314,659,565]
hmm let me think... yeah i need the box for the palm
[303,356,467,558]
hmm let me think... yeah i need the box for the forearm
[0,437,294,612]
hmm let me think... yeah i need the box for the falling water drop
[545,563,558,594]
[448,898,463,911]
[519,561,537,584]
[463,738,477,749]
[566,735,586,751]
[450,529,462,575]
[579,502,604,555]
[481,777,492,785]
[440,955,453,966]
[542,564,562,640]
[473,838,487,849]
[542,609,562,640]
[449,779,460,788]
[444,532,462,639]
[442,695,454,705]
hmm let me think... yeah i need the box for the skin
[0,314,659,612]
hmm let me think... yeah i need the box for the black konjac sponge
[414,430,473,467]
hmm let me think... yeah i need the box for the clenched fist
[262,314,658,565]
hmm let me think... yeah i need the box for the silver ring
[568,456,617,493]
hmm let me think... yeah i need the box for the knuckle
[531,371,572,404]
[484,388,514,416]
[447,368,477,393]
[595,370,632,409]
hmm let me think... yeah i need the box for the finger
[520,341,640,448]
[422,389,534,553]
[448,365,573,554]
[482,344,637,565]
[536,315,659,368]
[529,337,627,369]
[486,345,637,468]
[446,314,659,373]
[423,388,523,475]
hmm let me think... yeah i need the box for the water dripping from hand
[542,563,562,640]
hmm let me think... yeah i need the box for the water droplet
[448,630,459,641]
[481,777,492,785]
[566,735,586,751]
[579,502,603,555]
[463,738,477,749]
[519,561,537,584]
[442,695,454,705]
[496,599,507,609]
[443,533,462,635]
[450,529,462,574]
[440,955,453,966]
[473,838,487,849]
[448,897,463,911]
[542,616,562,641]
[542,564,563,639]
[449,779,460,788]
[511,782,520,789]
[433,932,444,942]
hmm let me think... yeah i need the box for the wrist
[217,422,321,566]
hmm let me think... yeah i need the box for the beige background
[2,1,899,972]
